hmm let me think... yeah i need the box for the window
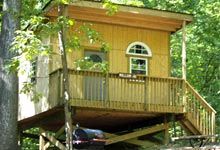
[130,57,147,75]
[126,42,152,57]
[126,42,152,75]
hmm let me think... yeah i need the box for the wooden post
[105,73,109,107]
[58,69,61,104]
[182,21,187,112]
[39,128,46,150]
[164,115,169,145]
[144,76,148,110]
[182,20,186,80]
[18,131,23,150]
[172,114,177,137]
[211,112,215,142]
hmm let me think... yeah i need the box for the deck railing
[49,69,216,135]
[185,81,216,135]
[50,69,184,113]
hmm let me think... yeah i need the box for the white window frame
[126,41,152,57]
[130,57,148,75]
[127,42,152,75]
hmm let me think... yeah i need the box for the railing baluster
[105,73,109,103]
[144,77,147,110]
[114,75,117,102]
[91,72,94,100]
[149,77,152,110]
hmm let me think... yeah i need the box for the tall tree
[57,4,73,150]
[0,0,21,149]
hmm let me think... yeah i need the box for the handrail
[185,81,216,113]
[184,80,216,135]
[49,68,184,81]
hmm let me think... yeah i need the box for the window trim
[126,41,152,57]
[129,57,148,75]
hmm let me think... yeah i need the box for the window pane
[131,58,146,75]
[136,45,142,49]
[128,44,149,56]
[89,54,102,63]
[142,50,148,54]
[131,70,146,74]
[136,49,142,54]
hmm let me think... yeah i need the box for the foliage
[20,82,43,102]
[103,0,119,15]
[79,24,110,52]
[110,0,144,6]
[21,128,39,150]
[70,24,110,73]
[75,57,109,73]
[11,30,50,60]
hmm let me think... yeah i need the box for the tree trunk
[0,0,20,150]
[57,4,73,150]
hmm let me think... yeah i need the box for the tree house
[18,1,216,149]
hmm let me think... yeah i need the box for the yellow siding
[50,21,170,77]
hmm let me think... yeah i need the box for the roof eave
[71,1,193,23]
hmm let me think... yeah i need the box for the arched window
[126,42,152,75]
[126,42,152,57]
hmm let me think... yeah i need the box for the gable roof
[46,1,193,32]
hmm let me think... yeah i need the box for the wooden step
[179,117,202,135]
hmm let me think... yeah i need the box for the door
[84,51,106,100]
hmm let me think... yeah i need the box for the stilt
[18,130,23,150]
[164,115,169,145]
[39,128,46,150]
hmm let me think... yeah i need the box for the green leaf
[4,58,20,73]
[103,1,118,16]
[68,19,75,26]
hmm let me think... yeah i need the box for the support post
[211,112,216,142]
[182,21,187,112]
[164,115,169,145]
[39,128,46,150]
[172,114,177,138]
[18,131,23,150]
[182,20,187,80]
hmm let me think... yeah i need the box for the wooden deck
[49,69,216,135]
